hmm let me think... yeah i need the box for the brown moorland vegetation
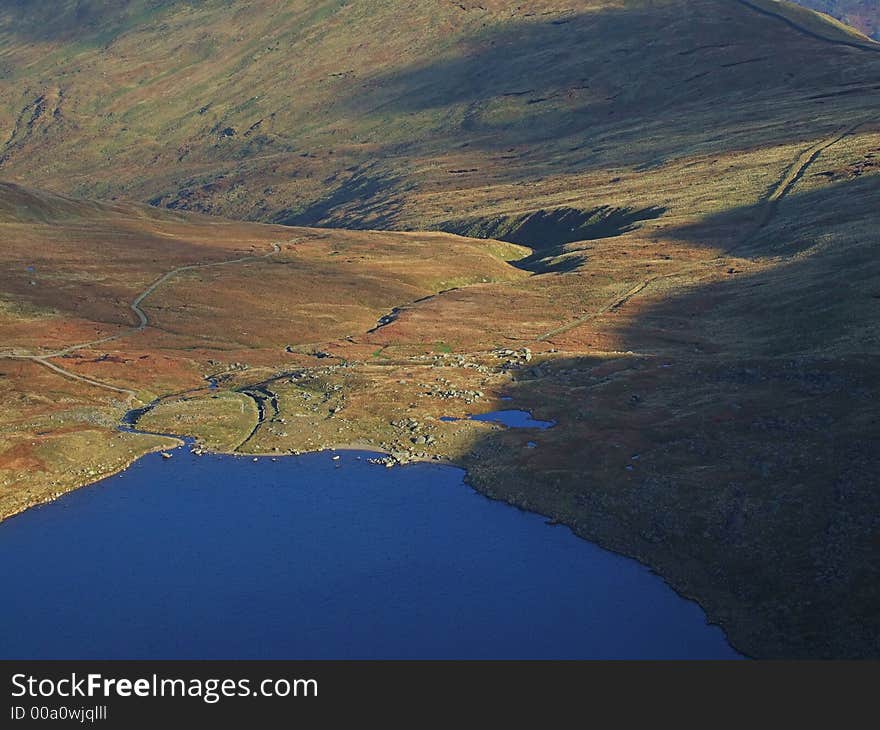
[0,0,879,658]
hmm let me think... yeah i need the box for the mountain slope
[1,0,878,230]
[1,0,880,658]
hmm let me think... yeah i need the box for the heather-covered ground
[1,0,878,658]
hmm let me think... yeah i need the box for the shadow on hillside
[442,205,667,249]
[664,169,880,258]
[349,3,878,166]
[439,204,667,273]
[272,165,408,229]
[618,175,880,354]
[462,174,880,658]
[274,2,879,230]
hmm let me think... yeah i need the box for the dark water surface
[0,448,740,659]
[441,409,556,429]
[468,409,556,429]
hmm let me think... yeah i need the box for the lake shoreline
[0,441,739,660]
[0,426,748,659]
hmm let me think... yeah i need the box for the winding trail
[27,357,139,397]
[1,242,283,398]
[536,278,656,342]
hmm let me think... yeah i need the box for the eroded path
[725,120,871,255]
[536,120,873,343]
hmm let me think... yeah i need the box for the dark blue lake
[441,409,556,429]
[468,409,556,429]
[0,448,740,659]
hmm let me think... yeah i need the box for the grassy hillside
[2,120,878,658]
[0,0,878,230]
[1,0,879,658]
